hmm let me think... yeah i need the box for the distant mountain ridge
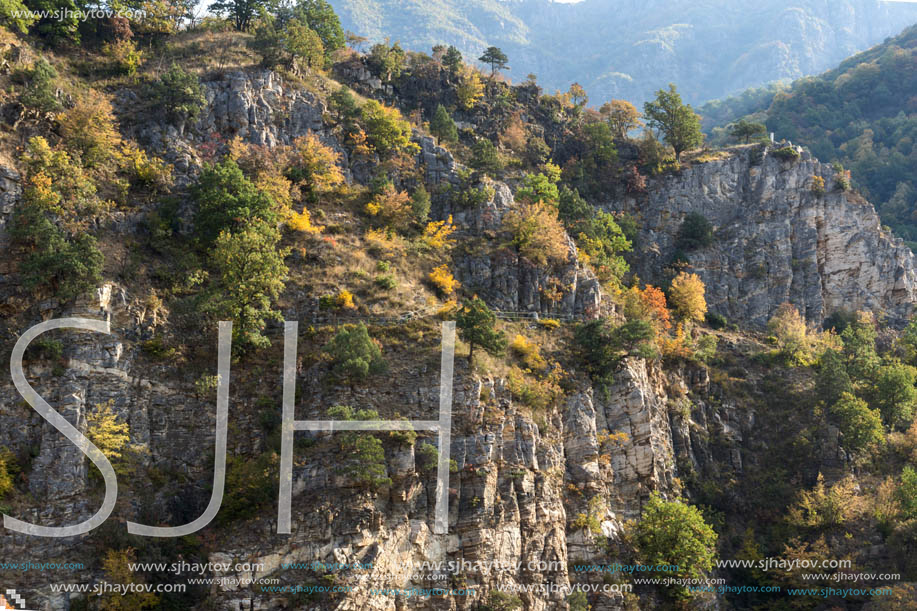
[328,0,917,105]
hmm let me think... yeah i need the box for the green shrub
[374,274,397,290]
[0,448,15,500]
[570,209,631,283]
[705,312,727,329]
[324,323,387,380]
[29,337,63,361]
[772,146,800,161]
[567,591,589,611]
[21,57,61,113]
[10,204,103,301]
[140,336,177,361]
[469,138,503,175]
[571,495,605,535]
[410,186,431,223]
[219,452,278,523]
[360,99,417,158]
[149,63,206,122]
[829,392,884,455]
[676,212,714,251]
[416,442,438,470]
[445,175,494,209]
[897,466,917,520]
[326,406,391,489]
[388,416,417,445]
[479,591,522,611]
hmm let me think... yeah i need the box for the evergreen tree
[643,84,704,160]
[324,323,388,380]
[478,46,508,77]
[149,63,206,122]
[729,119,768,144]
[21,57,61,113]
[456,297,506,364]
[429,104,458,143]
[443,45,462,74]
[469,138,502,174]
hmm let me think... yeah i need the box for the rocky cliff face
[1,69,906,610]
[610,145,917,327]
[0,283,726,611]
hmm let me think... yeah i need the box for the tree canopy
[634,493,718,598]
[479,46,508,77]
[456,297,507,364]
[644,84,704,159]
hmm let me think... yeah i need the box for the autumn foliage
[669,272,707,322]
[502,201,570,266]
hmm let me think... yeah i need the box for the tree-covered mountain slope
[701,24,917,247]
[328,0,917,106]
[2,3,917,610]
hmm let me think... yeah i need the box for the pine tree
[430,104,458,143]
[21,57,61,114]
[443,45,462,74]
[729,119,767,144]
[456,297,506,364]
[324,323,388,380]
[478,46,508,77]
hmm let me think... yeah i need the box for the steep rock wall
[610,145,917,327]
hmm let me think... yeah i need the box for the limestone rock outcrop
[610,145,917,327]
